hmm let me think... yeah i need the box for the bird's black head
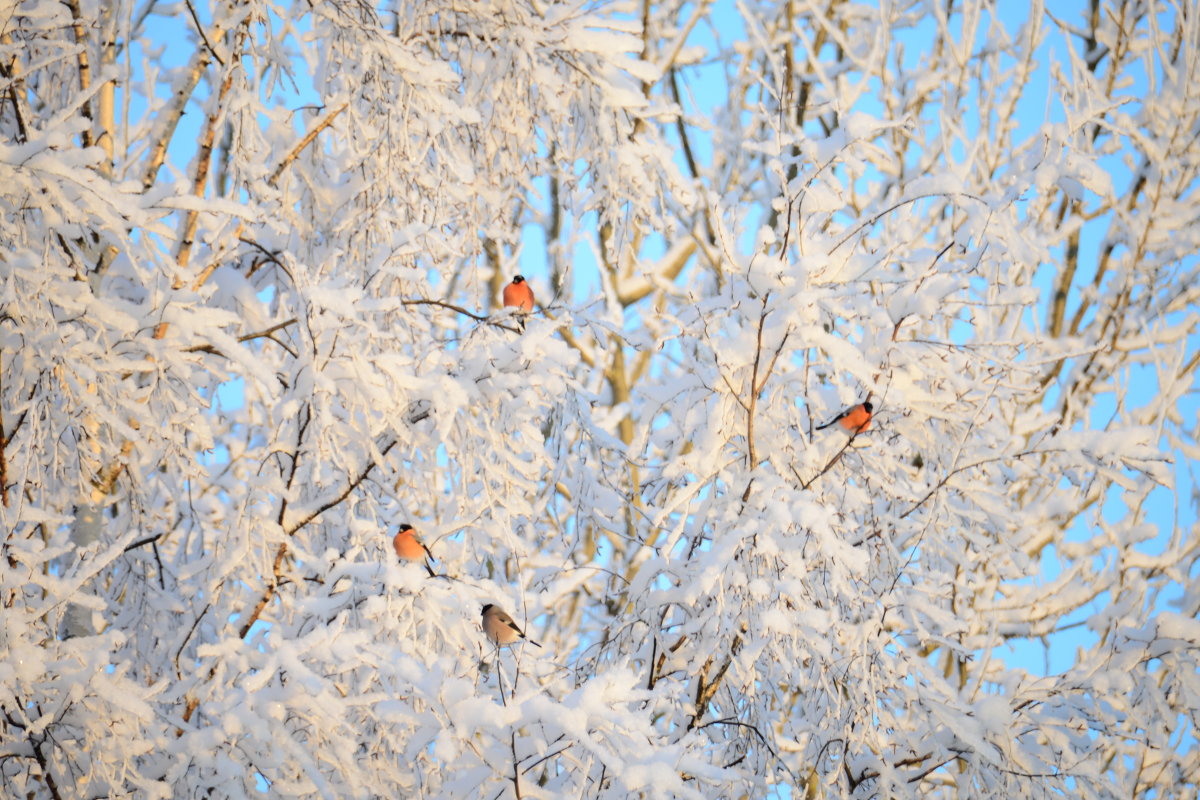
[398,523,413,533]
[863,401,874,412]
[512,275,525,284]
[481,604,494,615]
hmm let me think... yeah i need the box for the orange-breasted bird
[481,603,541,647]
[391,523,436,578]
[815,401,873,434]
[502,275,535,330]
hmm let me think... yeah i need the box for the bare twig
[122,533,163,552]
[703,716,801,784]
[743,296,769,495]
[174,603,211,673]
[828,192,984,254]
[184,0,225,65]
[905,755,958,784]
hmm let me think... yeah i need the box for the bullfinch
[502,275,535,330]
[816,401,873,433]
[391,523,436,578]
[481,603,541,647]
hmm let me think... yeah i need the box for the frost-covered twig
[828,192,985,255]
[401,299,521,333]
[0,34,30,142]
[521,738,573,775]
[267,102,349,188]
[701,716,798,783]
[282,438,396,535]
[182,318,299,358]
[0,358,7,508]
[897,449,1051,521]
[688,634,741,731]
[3,707,63,800]
[791,432,862,492]
[509,730,523,800]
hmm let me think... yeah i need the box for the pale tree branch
[0,32,30,142]
[141,19,227,191]
[268,102,350,188]
[63,0,94,149]
[173,52,240,282]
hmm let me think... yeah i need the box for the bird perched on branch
[502,275,535,330]
[481,603,541,647]
[816,401,873,434]
[391,523,436,578]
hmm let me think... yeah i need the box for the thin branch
[174,59,238,277]
[400,298,519,333]
[282,439,396,535]
[268,102,349,187]
[654,0,711,76]
[0,367,41,454]
[237,542,287,640]
[792,431,863,492]
[0,33,30,142]
[0,351,7,507]
[184,0,225,65]
[646,634,658,690]
[122,533,163,553]
[226,408,317,659]
[141,24,226,190]
[688,634,741,731]
[905,755,958,784]
[401,298,489,321]
[174,603,211,672]
[238,235,295,284]
[181,318,299,357]
[828,192,984,254]
[63,0,94,149]
[4,707,63,800]
[756,327,791,396]
[237,317,298,344]
[898,449,1051,520]
[703,716,801,784]
[510,730,523,800]
[741,294,772,503]
[521,740,573,775]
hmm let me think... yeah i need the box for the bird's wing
[816,408,849,430]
